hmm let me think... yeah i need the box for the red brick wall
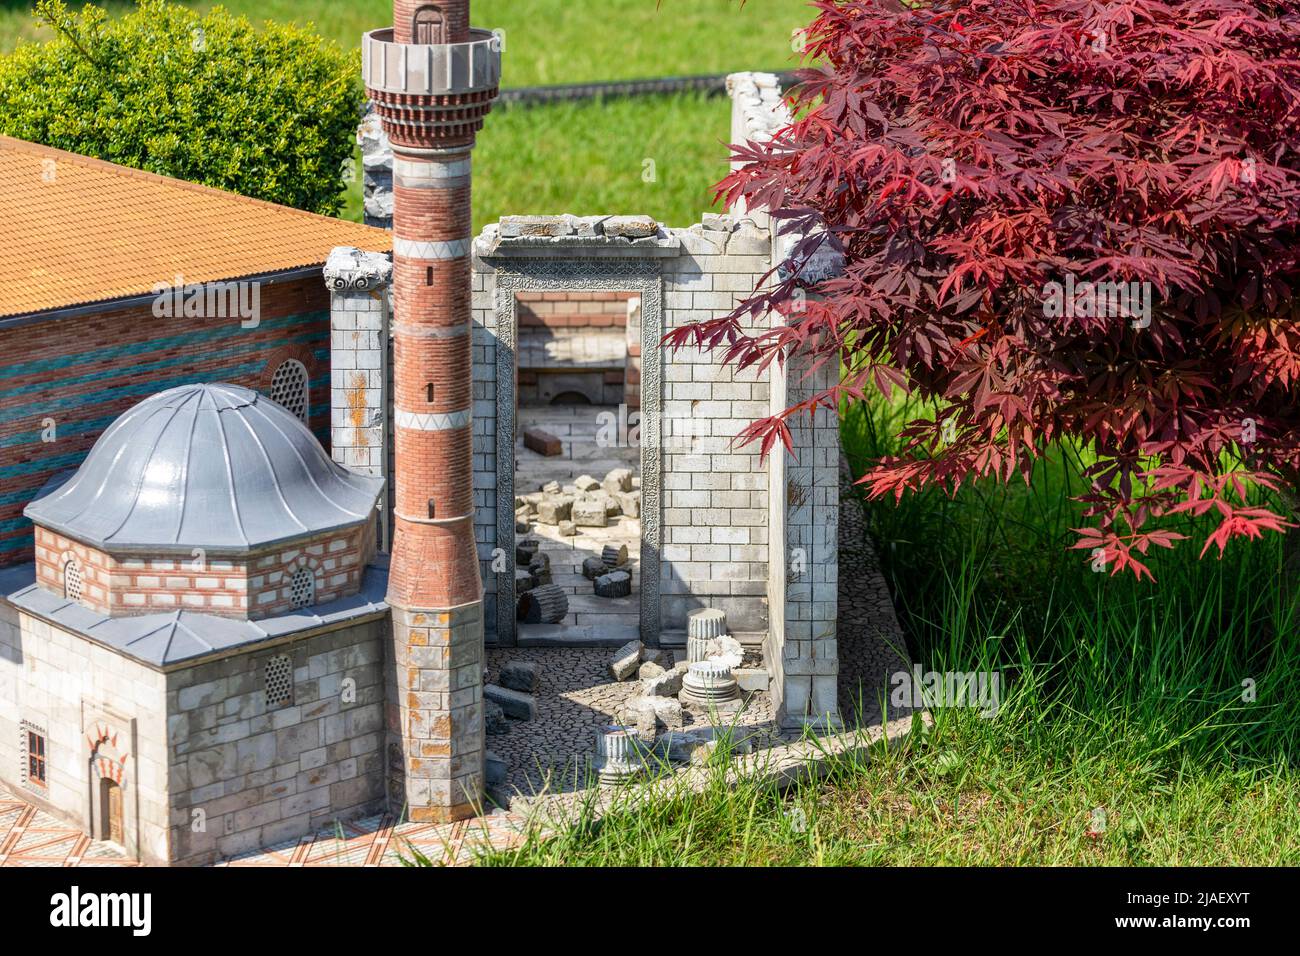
[0,276,331,568]
[517,291,632,330]
[33,521,374,619]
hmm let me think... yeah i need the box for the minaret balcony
[362,28,501,98]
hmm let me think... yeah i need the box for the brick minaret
[363,2,500,822]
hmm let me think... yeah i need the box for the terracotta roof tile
[0,135,392,319]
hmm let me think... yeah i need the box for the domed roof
[26,384,384,554]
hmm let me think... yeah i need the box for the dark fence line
[497,71,798,107]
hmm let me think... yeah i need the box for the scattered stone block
[642,667,685,698]
[601,468,633,494]
[602,544,629,568]
[519,583,569,624]
[601,496,623,518]
[638,661,665,680]
[541,480,561,494]
[574,475,600,492]
[515,519,530,534]
[500,660,542,694]
[500,214,570,238]
[536,496,573,525]
[516,539,540,564]
[485,700,511,736]
[594,570,632,598]
[632,707,657,744]
[558,520,577,537]
[621,694,683,730]
[734,668,770,693]
[609,639,643,681]
[528,556,552,587]
[614,491,640,518]
[523,427,563,456]
[485,751,507,786]
[582,556,607,580]
[485,684,535,721]
[514,568,535,593]
[572,499,606,527]
[604,215,659,239]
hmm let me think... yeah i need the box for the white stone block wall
[0,600,171,863]
[164,619,387,865]
[659,221,773,634]
[472,257,500,629]
[773,351,840,728]
[728,71,843,728]
[326,248,394,551]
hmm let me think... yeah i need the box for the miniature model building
[0,0,846,864]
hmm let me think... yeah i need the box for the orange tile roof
[0,135,392,319]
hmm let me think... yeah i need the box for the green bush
[0,0,362,215]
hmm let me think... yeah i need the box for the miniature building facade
[0,0,842,857]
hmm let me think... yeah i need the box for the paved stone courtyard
[516,404,642,641]
[483,646,778,800]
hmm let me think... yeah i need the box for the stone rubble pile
[513,467,643,531]
[594,609,764,782]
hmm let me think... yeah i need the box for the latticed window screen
[264,654,294,709]
[63,558,83,602]
[289,568,315,609]
[269,359,310,422]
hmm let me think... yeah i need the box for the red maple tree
[670,0,1300,578]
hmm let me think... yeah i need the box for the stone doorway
[487,257,664,646]
[98,777,123,845]
[513,291,643,645]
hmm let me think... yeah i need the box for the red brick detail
[523,428,562,457]
[392,425,475,519]
[0,277,331,568]
[32,521,375,620]
[387,515,480,609]
[516,291,635,330]
[394,1,471,44]
[392,333,473,413]
[259,342,320,391]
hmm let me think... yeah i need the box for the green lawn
[3,0,803,226]
[0,0,809,82]
[342,91,733,232]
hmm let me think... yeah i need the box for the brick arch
[259,343,320,391]
[285,553,324,607]
[86,722,130,785]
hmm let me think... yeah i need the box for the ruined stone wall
[659,219,773,636]
[728,71,843,727]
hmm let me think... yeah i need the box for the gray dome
[26,383,384,554]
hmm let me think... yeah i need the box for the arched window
[289,567,315,610]
[413,4,447,44]
[63,558,83,602]
[269,359,310,423]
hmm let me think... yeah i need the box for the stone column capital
[324,246,393,292]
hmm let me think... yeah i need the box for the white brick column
[325,246,394,550]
